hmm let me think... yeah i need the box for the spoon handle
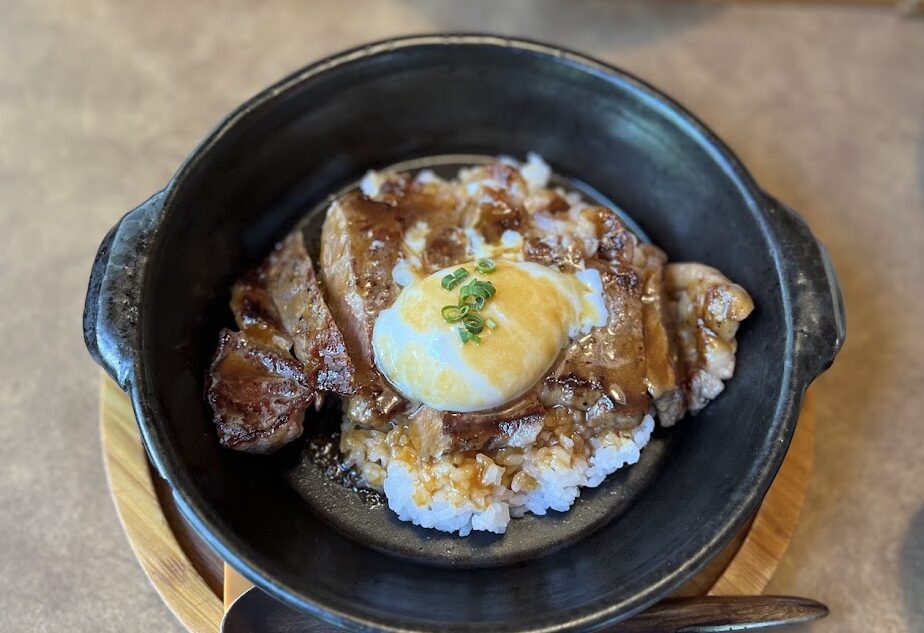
[610,595,829,632]
[222,589,828,633]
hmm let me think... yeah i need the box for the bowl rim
[131,33,800,632]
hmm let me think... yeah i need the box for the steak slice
[319,194,403,371]
[665,263,755,415]
[256,232,355,395]
[408,395,546,458]
[534,205,651,429]
[208,231,355,453]
[207,330,312,453]
[542,261,651,430]
[319,193,406,423]
[638,244,684,426]
[230,270,291,349]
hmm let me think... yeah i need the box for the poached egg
[372,260,608,412]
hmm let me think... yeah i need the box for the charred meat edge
[207,232,355,453]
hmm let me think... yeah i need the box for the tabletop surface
[1,1,922,632]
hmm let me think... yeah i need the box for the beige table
[1,2,922,632]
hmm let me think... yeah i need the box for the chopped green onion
[458,328,481,344]
[458,281,479,299]
[459,293,486,312]
[441,267,469,291]
[485,318,497,330]
[459,279,496,301]
[475,258,496,274]
[462,314,484,334]
[441,304,469,322]
[448,272,496,343]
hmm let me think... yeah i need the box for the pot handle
[83,191,166,390]
[763,194,846,382]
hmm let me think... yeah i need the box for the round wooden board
[100,374,815,632]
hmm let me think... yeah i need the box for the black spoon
[221,588,828,633]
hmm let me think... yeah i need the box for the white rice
[520,152,552,191]
[342,414,654,536]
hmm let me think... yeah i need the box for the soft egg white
[372,260,608,412]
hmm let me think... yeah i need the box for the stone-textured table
[1,2,921,631]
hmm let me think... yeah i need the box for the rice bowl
[84,35,845,631]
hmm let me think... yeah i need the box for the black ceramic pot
[83,35,845,632]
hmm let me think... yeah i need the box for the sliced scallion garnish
[441,267,469,291]
[475,258,496,274]
[441,304,469,322]
[459,293,486,312]
[458,328,481,344]
[460,279,496,301]
[446,269,498,344]
[461,314,484,334]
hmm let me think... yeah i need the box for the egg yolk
[372,260,607,412]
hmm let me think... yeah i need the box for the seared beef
[408,395,546,458]
[206,330,312,453]
[252,233,355,395]
[207,232,354,452]
[319,194,406,424]
[664,263,755,417]
[210,158,754,456]
[639,245,685,426]
[541,262,650,430]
